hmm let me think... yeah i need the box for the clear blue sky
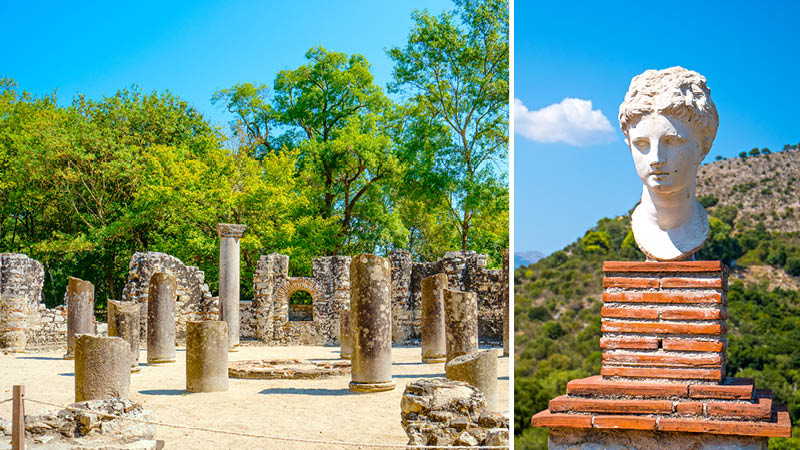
[515,0,800,256]
[0,0,452,128]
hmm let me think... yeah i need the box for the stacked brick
[532,261,791,440]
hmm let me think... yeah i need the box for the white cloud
[515,98,616,146]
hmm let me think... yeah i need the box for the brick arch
[275,277,323,306]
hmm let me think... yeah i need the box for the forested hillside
[0,0,509,308]
[515,146,800,450]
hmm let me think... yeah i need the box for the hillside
[514,147,800,450]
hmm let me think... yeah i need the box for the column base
[549,428,768,450]
[63,353,74,360]
[349,380,396,393]
[147,357,176,364]
[422,356,446,363]
[340,353,351,359]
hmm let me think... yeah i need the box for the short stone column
[421,273,448,363]
[0,295,27,352]
[186,320,228,392]
[216,223,246,351]
[147,272,177,364]
[445,349,499,412]
[443,289,479,362]
[74,334,130,402]
[108,300,141,372]
[64,277,95,360]
[340,306,352,359]
[349,254,395,393]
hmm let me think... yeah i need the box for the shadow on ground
[139,389,187,396]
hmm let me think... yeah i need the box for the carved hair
[619,67,719,156]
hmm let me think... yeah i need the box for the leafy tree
[211,82,276,158]
[750,147,761,156]
[388,0,509,253]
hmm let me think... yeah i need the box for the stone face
[74,334,131,402]
[349,254,395,392]
[619,67,718,261]
[443,288,479,362]
[549,428,767,450]
[228,359,351,379]
[186,320,228,392]
[400,378,509,448]
[0,295,27,351]
[445,349,499,412]
[108,300,141,372]
[65,277,95,359]
[420,273,448,363]
[340,306,352,359]
[217,223,246,350]
[147,272,177,364]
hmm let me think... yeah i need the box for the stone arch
[275,277,323,321]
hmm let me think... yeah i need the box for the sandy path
[1,345,509,449]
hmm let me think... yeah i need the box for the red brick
[603,277,659,289]
[530,410,592,429]
[663,339,724,352]
[600,337,660,350]
[593,415,657,430]
[603,261,725,273]
[661,277,727,291]
[659,308,725,320]
[549,396,673,414]
[602,352,722,368]
[603,291,723,304]
[689,380,753,400]
[657,410,791,438]
[601,321,724,335]
[602,307,659,320]
[707,396,772,420]
[601,366,723,382]
[566,376,688,398]
[676,401,704,415]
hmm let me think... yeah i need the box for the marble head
[619,67,719,261]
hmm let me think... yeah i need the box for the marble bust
[619,67,719,261]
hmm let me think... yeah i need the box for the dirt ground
[1,344,509,449]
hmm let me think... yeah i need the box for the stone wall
[121,252,215,341]
[252,253,350,345]
[0,252,45,323]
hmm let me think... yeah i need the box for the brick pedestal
[531,261,790,445]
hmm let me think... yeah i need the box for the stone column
[502,249,509,357]
[445,349,498,412]
[108,300,141,372]
[0,295,27,352]
[186,320,228,392]
[216,223,246,351]
[64,277,94,360]
[147,272,177,364]
[421,273,448,363]
[349,254,395,393]
[340,306,352,359]
[74,334,130,402]
[443,289,479,362]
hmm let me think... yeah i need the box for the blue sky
[0,0,451,128]
[515,0,800,256]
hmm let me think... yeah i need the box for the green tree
[388,0,509,253]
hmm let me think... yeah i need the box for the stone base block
[549,428,768,450]
[349,380,396,393]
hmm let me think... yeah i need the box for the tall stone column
[421,273,448,363]
[443,289,479,362]
[349,254,395,393]
[340,306,352,359]
[74,334,130,402]
[217,223,246,351]
[186,320,228,392]
[64,277,94,360]
[108,300,141,372]
[147,272,177,364]
[0,295,27,352]
[445,349,498,412]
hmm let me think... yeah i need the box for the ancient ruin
[228,359,351,380]
[0,295,27,352]
[339,306,352,359]
[186,320,228,392]
[74,334,130,402]
[349,254,395,393]
[108,300,141,372]
[445,349,499,412]
[443,288,479,362]
[420,273,448,363]
[64,277,95,360]
[217,223,246,350]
